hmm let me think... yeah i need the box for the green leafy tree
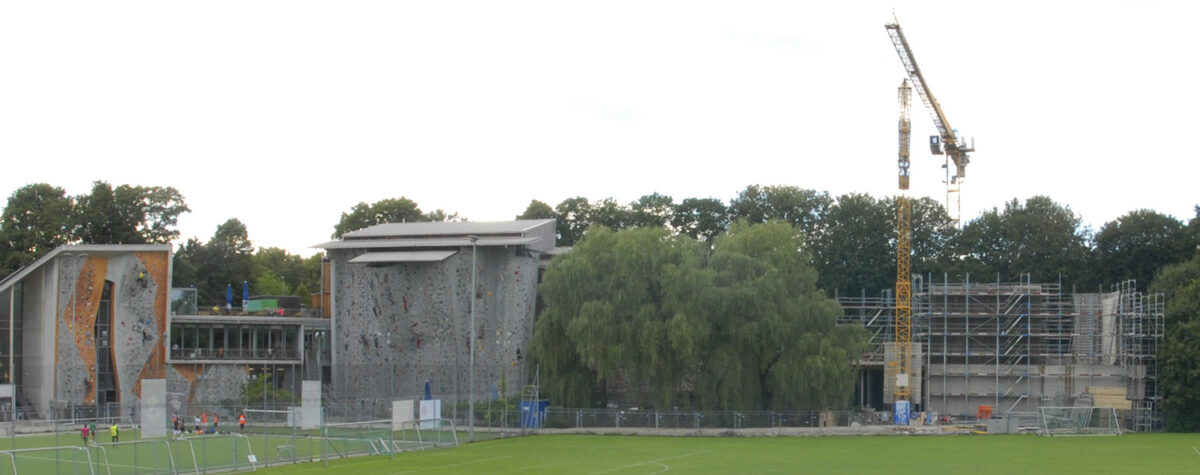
[0,184,75,274]
[254,270,289,296]
[691,221,867,409]
[516,200,557,220]
[72,182,189,245]
[73,182,143,244]
[136,185,190,243]
[589,198,631,231]
[1187,206,1200,255]
[422,209,461,222]
[728,185,832,239]
[251,247,321,298]
[554,197,591,246]
[173,219,255,306]
[810,193,893,296]
[332,197,427,238]
[532,222,866,410]
[541,226,699,408]
[170,238,203,293]
[242,372,295,406]
[953,196,1090,283]
[628,193,674,229]
[671,197,729,243]
[1094,210,1190,289]
[1152,255,1200,431]
[903,196,959,278]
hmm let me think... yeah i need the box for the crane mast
[885,20,973,225]
[895,80,913,404]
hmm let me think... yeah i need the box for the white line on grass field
[393,455,514,473]
[588,450,714,475]
[1192,447,1200,456]
[648,461,670,474]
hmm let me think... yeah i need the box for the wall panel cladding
[113,254,165,415]
[332,247,538,403]
[55,255,96,404]
[52,252,169,414]
[168,364,247,417]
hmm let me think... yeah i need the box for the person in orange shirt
[238,413,246,433]
[213,414,219,432]
[201,412,208,432]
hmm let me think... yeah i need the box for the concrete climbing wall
[330,247,538,403]
[167,363,247,417]
[112,253,168,417]
[55,254,100,404]
[52,251,169,418]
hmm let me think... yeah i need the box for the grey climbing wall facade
[329,246,539,405]
[2,245,171,420]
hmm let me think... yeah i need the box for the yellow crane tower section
[895,80,913,403]
[885,20,974,226]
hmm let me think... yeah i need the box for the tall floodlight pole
[467,235,479,442]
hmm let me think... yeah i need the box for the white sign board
[896,373,909,388]
[419,399,441,429]
[0,384,12,399]
[301,381,321,429]
[140,379,167,438]
[393,400,414,431]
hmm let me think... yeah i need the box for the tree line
[0,183,466,307]
[9,181,1193,302]
[515,188,1200,420]
[519,186,1200,295]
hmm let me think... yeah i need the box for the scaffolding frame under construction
[837,276,1164,431]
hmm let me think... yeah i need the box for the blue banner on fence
[519,400,550,429]
[894,400,910,425]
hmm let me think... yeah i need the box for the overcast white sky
[2,1,1197,256]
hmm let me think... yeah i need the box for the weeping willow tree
[531,221,867,410]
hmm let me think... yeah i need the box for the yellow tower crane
[885,19,975,417]
[895,80,913,404]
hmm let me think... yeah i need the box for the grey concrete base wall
[167,364,247,417]
[925,364,1124,415]
[883,343,923,405]
[20,263,57,418]
[331,247,538,404]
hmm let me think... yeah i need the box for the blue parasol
[225,283,233,307]
[242,281,250,307]
[424,380,432,400]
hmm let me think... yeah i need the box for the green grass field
[2,430,1199,474]
[0,425,464,474]
[254,433,1200,475]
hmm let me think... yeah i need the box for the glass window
[284,328,298,358]
[197,326,210,351]
[255,328,267,356]
[171,324,183,350]
[269,327,283,355]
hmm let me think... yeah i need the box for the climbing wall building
[0,245,171,420]
[316,219,555,406]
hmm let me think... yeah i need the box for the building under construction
[839,276,1164,432]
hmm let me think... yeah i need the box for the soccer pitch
[0,425,462,474]
[257,433,1200,475]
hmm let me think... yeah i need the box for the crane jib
[885,22,971,180]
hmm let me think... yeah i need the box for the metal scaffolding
[837,276,1164,430]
